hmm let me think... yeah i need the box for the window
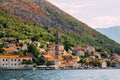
[14,59,16,61]
[15,63,16,66]
[6,59,8,61]
[11,59,13,61]
[11,63,13,65]
[18,59,20,61]
[3,64,4,66]
[6,64,7,66]
[3,59,4,61]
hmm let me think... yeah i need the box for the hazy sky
[48,0,120,28]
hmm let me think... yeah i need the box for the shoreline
[0,67,120,71]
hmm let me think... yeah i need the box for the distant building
[112,54,120,68]
[60,53,80,69]
[21,44,28,50]
[112,58,120,68]
[72,46,95,57]
[40,48,47,55]
[3,43,21,52]
[76,49,85,56]
[112,62,120,68]
[72,46,81,52]
[32,41,40,48]
[19,39,32,44]
[9,43,21,50]
[92,51,101,59]
[3,48,15,53]
[55,30,64,59]
[0,55,32,69]
[101,61,107,68]
[81,46,95,52]
[26,52,32,57]
[7,37,16,43]
[90,56,95,60]
[43,54,58,69]
[47,43,56,57]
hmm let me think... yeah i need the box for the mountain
[96,26,120,43]
[0,0,120,54]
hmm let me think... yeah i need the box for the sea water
[0,69,120,80]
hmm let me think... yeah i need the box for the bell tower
[56,29,61,45]
[55,30,61,59]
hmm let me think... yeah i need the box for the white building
[0,55,32,69]
[21,44,28,50]
[32,41,40,48]
[101,61,107,68]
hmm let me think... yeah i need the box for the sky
[48,0,120,28]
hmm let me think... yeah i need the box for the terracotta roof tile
[3,48,14,51]
[43,55,56,61]
[0,55,31,59]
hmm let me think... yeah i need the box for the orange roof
[7,43,20,48]
[0,55,31,59]
[48,43,55,47]
[26,52,32,54]
[0,55,19,58]
[8,43,14,46]
[43,55,56,61]
[0,39,2,42]
[62,53,71,56]
[82,46,88,48]
[58,58,64,61]
[73,56,79,59]
[112,59,120,63]
[85,58,90,62]
[19,56,32,58]
[3,48,14,51]
[113,54,120,59]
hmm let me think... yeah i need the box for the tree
[18,50,25,56]
[31,35,40,41]
[28,44,40,56]
[46,61,53,66]
[101,53,108,58]
[79,58,86,67]
[84,52,91,58]
[33,57,40,65]
[91,59,101,67]
[28,44,41,65]
[72,52,77,56]
[2,23,8,28]
[20,42,24,47]
[106,60,112,67]
[63,39,73,51]
[39,55,45,65]
[27,59,33,64]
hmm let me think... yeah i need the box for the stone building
[0,55,32,69]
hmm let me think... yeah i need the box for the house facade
[0,55,32,69]
[43,54,59,69]
[101,61,107,68]
[60,53,80,69]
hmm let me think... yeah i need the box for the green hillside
[0,0,120,54]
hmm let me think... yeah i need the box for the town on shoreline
[0,31,120,70]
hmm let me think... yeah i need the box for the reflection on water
[0,69,120,80]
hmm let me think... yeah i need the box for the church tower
[56,30,61,45]
[55,30,62,59]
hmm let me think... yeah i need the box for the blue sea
[0,69,120,80]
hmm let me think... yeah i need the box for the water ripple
[0,69,120,80]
